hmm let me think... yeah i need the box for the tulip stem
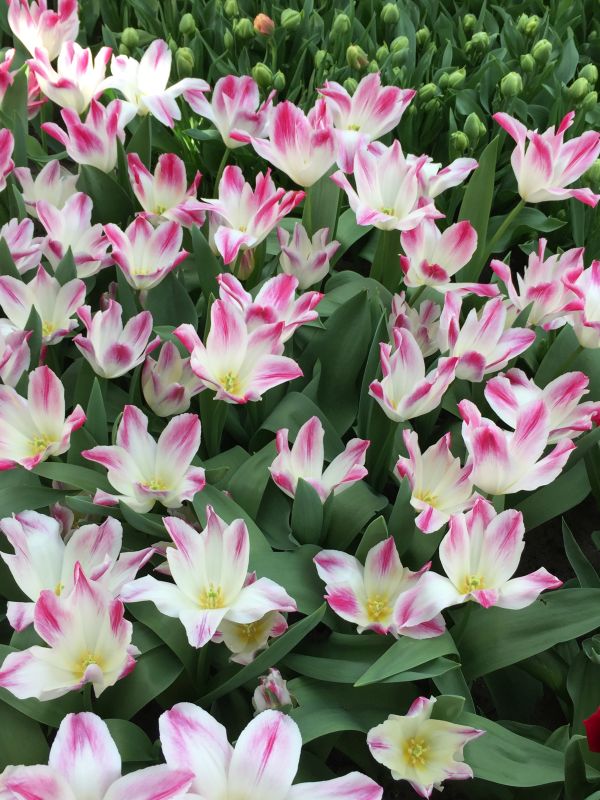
[409,285,426,308]
[302,190,313,237]
[370,229,401,291]
[214,148,230,192]
[485,198,526,258]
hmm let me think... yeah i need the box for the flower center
[154,204,167,215]
[414,490,438,506]
[348,123,361,131]
[144,478,169,491]
[380,206,395,215]
[220,371,241,395]
[76,651,103,679]
[41,321,55,337]
[54,582,64,596]
[199,583,225,609]
[366,594,391,622]
[404,736,428,767]
[29,434,53,455]
[461,574,485,593]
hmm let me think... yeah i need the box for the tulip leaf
[291,479,325,545]
[0,700,50,768]
[354,515,389,562]
[0,486,63,517]
[0,238,21,279]
[77,165,132,225]
[145,271,198,327]
[86,378,108,446]
[516,459,590,530]
[104,719,156,763]
[32,462,112,494]
[193,484,272,557]
[259,392,344,460]
[562,519,600,588]
[54,248,77,285]
[127,601,196,675]
[227,441,277,518]
[324,481,387,551]
[355,632,458,686]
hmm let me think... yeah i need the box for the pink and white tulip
[127,152,205,228]
[7,0,78,60]
[389,292,441,357]
[0,128,14,192]
[83,405,205,513]
[142,342,204,417]
[367,696,484,799]
[277,223,339,289]
[0,321,30,386]
[332,141,442,231]
[270,415,369,502]
[0,366,85,470]
[202,166,304,265]
[395,430,474,534]
[101,39,209,127]
[186,74,273,148]
[0,48,15,104]
[121,508,296,648]
[159,704,382,800]
[314,538,457,637]
[412,155,478,199]
[438,498,562,609]
[369,328,458,422]
[252,668,294,712]
[232,99,337,187]
[13,160,78,217]
[563,260,600,348]
[491,239,584,328]
[1,511,152,631]
[459,398,575,495]
[319,73,415,172]
[213,603,288,665]
[0,712,193,800]
[485,368,600,443]
[74,301,160,379]
[175,300,302,403]
[29,41,111,114]
[0,218,44,274]
[42,99,135,173]
[0,564,136,700]
[494,111,600,206]
[37,192,110,278]
[0,266,85,344]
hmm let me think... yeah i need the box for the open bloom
[121,508,296,647]
[0,322,30,386]
[0,565,137,700]
[101,39,209,127]
[563,260,600,348]
[0,366,85,470]
[175,300,302,403]
[186,74,273,148]
[438,498,562,609]
[0,128,14,192]
[202,166,304,265]
[217,273,321,341]
[252,668,294,712]
[277,223,339,289]
[127,152,205,228]
[160,705,382,800]
[0,48,14,104]
[389,292,441,357]
[37,192,110,278]
[494,111,600,206]
[42,99,134,173]
[0,266,85,344]
[459,398,575,495]
[0,218,44,274]
[83,406,205,513]
[332,141,441,231]
[319,73,415,172]
[7,0,78,60]
[1,511,152,631]
[29,41,111,114]
[369,328,457,422]
[142,342,204,417]
[314,538,457,637]
[367,696,484,799]
[412,155,478,199]
[270,415,369,501]
[74,301,160,379]
[491,238,584,328]
[395,430,474,534]
[232,99,337,187]
[0,712,193,800]
[13,160,77,217]
[485,368,600,443]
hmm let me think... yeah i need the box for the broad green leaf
[252,545,325,615]
[355,632,459,686]
[77,165,132,225]
[86,378,108,446]
[291,479,324,545]
[193,484,272,558]
[260,392,344,460]
[325,481,387,550]
[145,272,198,327]
[354,515,389,562]
[0,486,62,517]
[0,701,49,768]
[128,601,196,675]
[516,460,590,530]
[227,442,277,518]
[104,719,156,763]
[32,463,112,494]
[562,519,600,588]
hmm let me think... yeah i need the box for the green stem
[485,198,526,257]
[370,229,401,291]
[451,601,473,647]
[302,189,313,236]
[409,285,426,308]
[555,344,584,378]
[214,147,230,192]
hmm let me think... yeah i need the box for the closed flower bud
[520,53,535,72]
[346,43,369,70]
[438,73,450,90]
[580,64,599,86]
[381,2,400,25]
[233,17,254,39]
[390,35,409,53]
[470,31,489,50]
[448,67,466,88]
[167,36,177,54]
[450,130,469,155]
[423,98,440,114]
[418,82,437,102]
[332,13,351,36]
[500,71,523,97]
[532,38,552,65]
[273,70,285,90]
[314,49,328,69]
[179,13,196,36]
[281,8,302,30]
[584,159,600,190]
[415,25,430,47]
[121,27,139,49]
[254,13,274,35]
[524,15,540,36]
[582,90,598,110]
[464,111,484,145]
[568,77,591,102]
[252,61,273,88]
[462,13,477,33]
[367,59,379,73]
[118,43,130,56]
[517,13,529,32]
[223,29,234,50]
[343,76,358,94]
[376,44,389,62]
[224,0,239,17]
[176,46,194,78]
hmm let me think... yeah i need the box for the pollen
[220,371,241,396]
[54,582,64,596]
[41,321,56,337]
[348,123,361,131]
[29,434,53,455]
[404,736,429,767]
[144,478,169,491]
[366,594,391,622]
[414,490,438,506]
[76,651,103,678]
[199,582,225,609]
[461,574,485,594]
[380,206,395,215]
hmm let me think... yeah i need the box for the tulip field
[0,0,600,797]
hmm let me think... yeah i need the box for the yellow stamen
[199,583,225,609]
[54,582,64,596]
[380,207,395,215]
[461,574,485,594]
[414,490,438,506]
[220,372,241,395]
[144,478,169,491]
[348,123,361,131]
[29,434,53,456]
[41,321,55,337]
[366,594,391,622]
[76,651,103,678]
[404,736,429,767]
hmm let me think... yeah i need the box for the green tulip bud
[381,3,400,25]
[531,38,552,65]
[343,77,358,94]
[524,15,540,36]
[448,67,466,88]
[223,29,234,50]
[332,13,351,36]
[118,43,131,57]
[367,59,378,73]
[568,77,591,102]
[314,49,328,69]
[517,14,529,32]
[167,36,177,54]
[462,13,477,34]
[500,71,523,97]
[450,131,469,155]
[418,82,437,102]
[423,97,440,113]
[438,73,450,90]
[281,9,302,30]
[556,208,567,221]
[179,13,196,36]
[582,90,598,110]
[520,53,535,73]
[470,31,489,50]
[584,159,600,190]
[233,17,254,39]
[346,44,369,70]
[376,44,389,63]
[415,26,430,47]
[121,27,139,49]
[176,46,194,78]
[580,64,599,86]
[252,61,273,89]
[390,35,409,53]
[404,101,416,117]
[273,71,285,91]
[590,30,598,41]
[464,112,484,145]
[223,0,239,18]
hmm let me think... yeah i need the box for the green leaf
[325,482,387,550]
[0,485,62,517]
[355,632,458,686]
[291,479,324,545]
[104,719,156,763]
[354,515,389,562]
[126,114,152,163]
[86,378,108,446]
[252,545,324,615]
[303,168,340,236]
[0,700,49,768]
[191,226,221,299]
[128,601,196,675]
[77,165,132,225]
[0,238,21,278]
[562,519,600,588]
[227,442,277,518]
[32,463,111,494]
[516,460,590,530]
[260,392,344,460]
[54,248,77,285]
[145,271,198,327]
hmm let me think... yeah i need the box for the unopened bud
[438,73,450,90]
[464,112,484,146]
[381,2,400,25]
[568,77,591,103]
[582,90,598,110]
[281,8,302,30]
[367,59,379,73]
[524,15,540,36]
[580,64,599,86]
[223,29,234,50]
[517,13,529,32]
[343,77,358,94]
[470,31,489,50]
[224,0,239,18]
[584,159,600,190]
[390,35,409,53]
[531,38,552,65]
[415,26,430,47]
[462,13,476,34]
[376,44,389,63]
[500,71,523,98]
[179,13,196,36]
[253,13,274,35]
[118,43,130,56]
[520,53,535,73]
[450,131,469,156]
[314,49,328,69]
[233,17,254,39]
[448,67,466,88]
[418,82,437,102]
[346,43,369,70]
[332,13,351,36]
[252,61,273,89]
[273,70,285,91]
[121,27,139,49]
[176,46,194,78]
[167,36,177,54]
[423,97,440,113]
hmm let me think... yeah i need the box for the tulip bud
[520,53,535,73]
[568,77,591,103]
[415,26,430,47]
[252,61,273,89]
[448,67,466,88]
[531,38,552,65]
[252,669,295,713]
[517,14,529,32]
[423,97,440,114]
[314,49,328,69]
[179,13,196,36]
[343,77,358,94]
[118,43,130,56]
[121,27,139,49]
[418,82,437,102]
[273,70,285,90]
[462,13,477,34]
[176,46,194,78]
[584,159,600,190]
[582,90,598,111]
[500,71,523,98]
[464,112,484,146]
[470,31,489,50]
[332,13,351,36]
[281,8,302,30]
[254,13,274,35]
[233,17,254,39]
[223,0,239,17]
[376,44,389,63]
[366,59,377,73]
[524,15,540,36]
[390,35,409,53]
[223,29,234,50]
[438,73,450,90]
[591,30,599,41]
[167,36,177,54]
[580,64,599,86]
[346,43,369,70]
[381,2,400,25]
[450,131,469,156]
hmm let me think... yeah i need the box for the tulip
[0,366,85,470]
[7,0,78,60]
[201,166,304,265]
[459,398,575,495]
[389,292,441,357]
[0,712,193,800]
[186,74,274,148]
[252,668,294,712]
[74,301,160,379]
[369,328,458,422]
[437,498,562,609]
[485,368,600,443]
[0,266,86,344]
[411,154,478,199]
[0,564,137,700]
[213,605,288,664]
[13,160,77,218]
[254,12,275,35]
[332,141,442,231]
[29,41,111,113]
[563,260,600,347]
[314,538,457,637]
[121,507,296,647]
[395,430,474,534]
[585,708,600,754]
[0,48,15,105]
[1,511,152,631]
[127,152,205,228]
[141,341,204,417]
[277,223,339,289]
[82,405,205,513]
[0,217,45,274]
[175,300,303,403]
[100,39,210,127]
[270,415,369,501]
[0,128,14,193]
[42,99,135,173]
[494,111,600,206]
[159,705,383,800]
[319,73,415,172]
[231,99,337,187]
[37,192,110,278]
[367,696,484,798]
[0,322,30,386]
[491,238,584,328]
